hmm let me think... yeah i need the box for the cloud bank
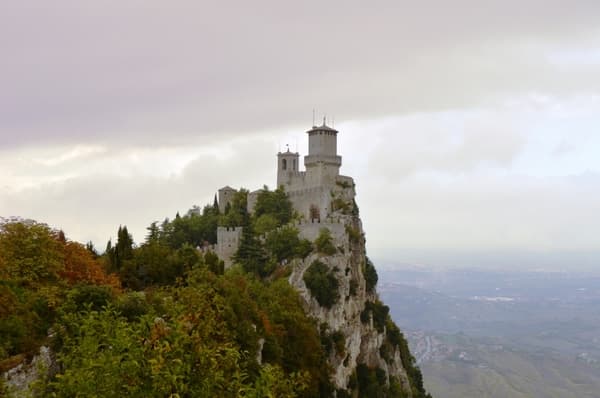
[1,1,599,269]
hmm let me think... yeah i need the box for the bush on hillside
[315,228,337,256]
[303,260,340,308]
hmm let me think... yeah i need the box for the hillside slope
[1,189,429,397]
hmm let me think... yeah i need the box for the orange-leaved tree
[60,240,120,289]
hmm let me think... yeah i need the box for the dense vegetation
[303,260,340,308]
[0,215,332,397]
[0,219,119,364]
[1,186,429,397]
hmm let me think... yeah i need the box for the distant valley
[379,268,600,398]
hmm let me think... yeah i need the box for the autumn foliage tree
[0,218,119,363]
[0,219,64,286]
[60,240,120,288]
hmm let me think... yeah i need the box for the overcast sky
[1,1,599,271]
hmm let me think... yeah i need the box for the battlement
[218,226,243,233]
[294,217,345,226]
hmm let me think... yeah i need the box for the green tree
[254,214,280,235]
[204,251,225,275]
[105,225,134,273]
[303,260,340,309]
[233,225,272,277]
[253,186,293,226]
[145,221,160,244]
[222,189,250,228]
[265,226,302,263]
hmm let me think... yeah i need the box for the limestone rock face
[289,213,413,395]
[2,346,54,397]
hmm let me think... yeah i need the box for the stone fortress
[215,119,355,267]
[213,121,419,394]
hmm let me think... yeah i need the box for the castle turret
[304,121,342,175]
[277,148,300,187]
[217,186,237,213]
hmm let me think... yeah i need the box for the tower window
[282,159,287,170]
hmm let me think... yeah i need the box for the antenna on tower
[323,115,327,126]
[312,109,316,127]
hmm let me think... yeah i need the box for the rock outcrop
[289,210,414,395]
[2,346,54,397]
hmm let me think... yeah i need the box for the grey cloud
[1,1,600,148]
[0,134,277,245]
[2,1,600,268]
[366,113,526,178]
[360,172,600,252]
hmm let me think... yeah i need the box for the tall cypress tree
[233,224,270,277]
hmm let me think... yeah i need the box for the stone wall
[216,226,243,269]
[295,219,346,243]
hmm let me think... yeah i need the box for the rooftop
[307,121,338,134]
[307,117,338,134]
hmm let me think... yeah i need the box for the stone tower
[217,186,237,213]
[304,120,342,174]
[276,148,300,187]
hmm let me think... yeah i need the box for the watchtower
[304,121,342,175]
[277,148,300,187]
[217,186,237,213]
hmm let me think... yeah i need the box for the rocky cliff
[289,208,428,397]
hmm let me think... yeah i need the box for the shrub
[115,292,150,321]
[303,260,340,308]
[360,300,389,333]
[345,224,362,244]
[295,239,314,259]
[356,364,388,397]
[319,325,345,357]
[331,331,346,356]
[331,198,351,214]
[363,257,378,294]
[314,228,337,256]
[64,284,114,313]
[204,251,224,275]
[335,180,352,189]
